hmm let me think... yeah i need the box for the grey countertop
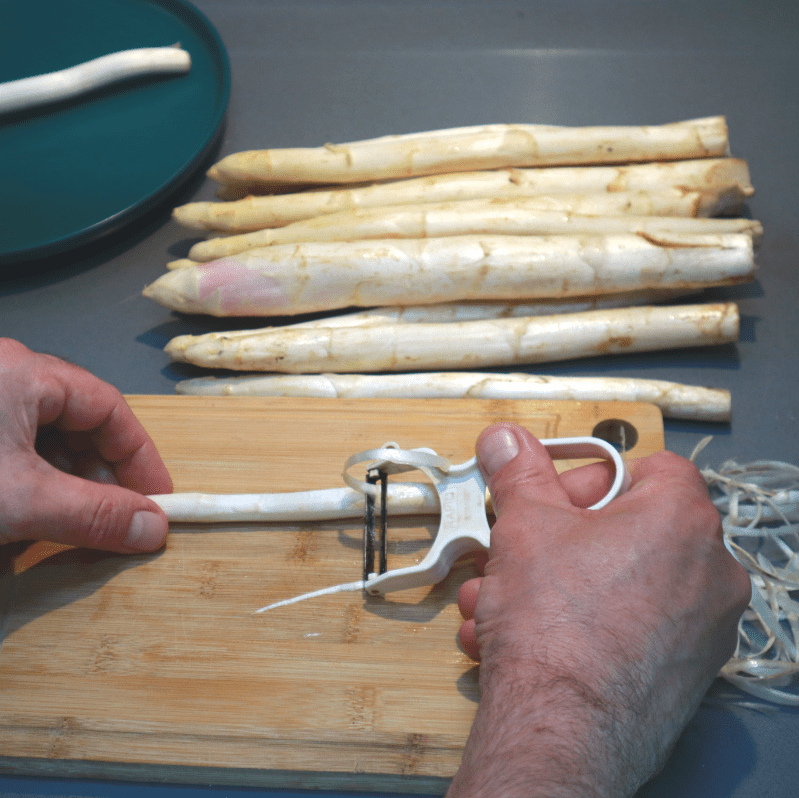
[1,1,798,796]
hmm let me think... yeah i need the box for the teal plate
[0,0,230,263]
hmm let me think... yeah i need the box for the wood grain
[0,397,664,791]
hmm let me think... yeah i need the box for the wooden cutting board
[0,397,664,793]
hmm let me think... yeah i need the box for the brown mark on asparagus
[331,142,355,172]
[697,303,739,339]
[606,167,629,192]
[636,231,703,249]
[505,128,539,159]
[596,335,635,353]
[595,139,616,158]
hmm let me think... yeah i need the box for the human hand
[448,423,751,798]
[0,338,173,553]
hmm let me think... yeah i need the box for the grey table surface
[1,1,798,796]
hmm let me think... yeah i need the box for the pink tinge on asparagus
[195,260,290,315]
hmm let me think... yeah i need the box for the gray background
[1,1,798,796]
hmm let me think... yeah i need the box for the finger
[476,423,573,517]
[470,549,488,574]
[458,619,481,662]
[1,455,168,552]
[458,576,483,621]
[33,355,173,496]
[558,459,619,509]
[624,449,708,494]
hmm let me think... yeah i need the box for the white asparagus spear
[143,233,754,317]
[206,117,729,187]
[170,191,730,265]
[185,203,763,262]
[175,158,753,231]
[151,482,439,523]
[0,45,191,114]
[164,302,739,373]
[165,291,697,343]
[283,289,699,327]
[175,371,731,422]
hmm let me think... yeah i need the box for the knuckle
[651,449,706,486]
[491,463,554,506]
[0,337,29,360]
[689,494,723,535]
[76,495,129,550]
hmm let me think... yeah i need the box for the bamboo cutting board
[0,397,664,793]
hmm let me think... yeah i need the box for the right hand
[448,423,751,798]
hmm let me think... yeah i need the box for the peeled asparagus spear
[143,233,754,317]
[0,45,191,114]
[175,371,731,422]
[151,483,439,524]
[184,203,763,263]
[174,157,752,231]
[164,302,739,373]
[206,117,730,188]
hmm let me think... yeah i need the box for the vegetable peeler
[255,435,628,612]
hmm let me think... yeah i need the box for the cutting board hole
[591,419,638,452]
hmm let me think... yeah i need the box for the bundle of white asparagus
[150,117,758,420]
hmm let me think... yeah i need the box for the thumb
[4,459,168,552]
[476,423,572,518]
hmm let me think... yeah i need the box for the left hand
[0,338,173,552]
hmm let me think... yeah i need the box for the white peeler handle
[362,435,629,595]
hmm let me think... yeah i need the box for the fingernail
[478,427,520,477]
[124,511,167,551]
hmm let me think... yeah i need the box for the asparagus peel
[174,371,731,422]
[164,302,739,373]
[206,117,730,188]
[143,233,755,317]
[184,203,762,263]
[174,157,752,232]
